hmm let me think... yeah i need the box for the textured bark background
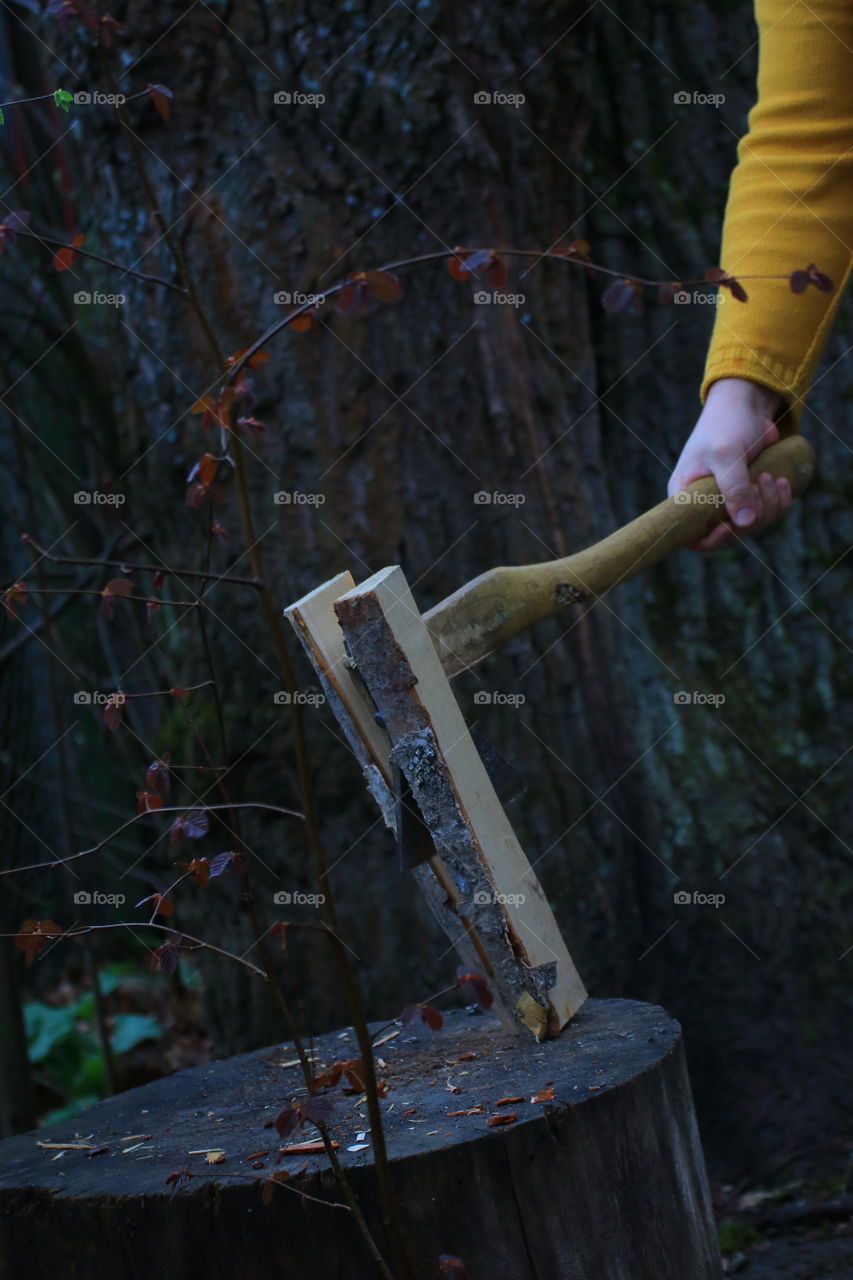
[2,0,851,1174]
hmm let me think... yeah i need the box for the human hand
[668,377,794,551]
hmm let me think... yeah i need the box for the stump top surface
[0,997,679,1201]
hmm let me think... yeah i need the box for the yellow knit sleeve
[700,0,853,434]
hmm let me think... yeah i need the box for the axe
[425,436,814,676]
[285,435,813,1037]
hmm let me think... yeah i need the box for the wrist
[705,377,784,419]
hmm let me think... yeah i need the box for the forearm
[701,0,853,431]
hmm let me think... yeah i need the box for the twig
[2,923,269,980]
[21,535,262,590]
[176,1166,352,1210]
[0,801,304,877]
[225,248,803,383]
[16,229,186,294]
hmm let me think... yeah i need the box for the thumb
[715,449,757,528]
[717,420,780,528]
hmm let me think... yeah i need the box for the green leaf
[71,1052,106,1096]
[0,108,5,127]
[24,1001,77,1062]
[53,89,73,113]
[110,1013,162,1054]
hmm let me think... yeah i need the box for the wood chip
[496,1096,523,1106]
[487,1113,518,1127]
[37,1142,95,1151]
[205,1151,226,1164]
[447,1106,484,1117]
[347,1143,370,1152]
[531,1087,555,1103]
[279,1140,339,1154]
[373,1030,400,1047]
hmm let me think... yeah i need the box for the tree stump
[0,998,722,1280]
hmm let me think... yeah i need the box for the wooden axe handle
[425,435,815,677]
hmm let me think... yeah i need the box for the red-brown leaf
[3,581,27,619]
[335,277,368,315]
[187,857,210,887]
[455,967,494,1010]
[136,790,164,814]
[364,269,403,302]
[151,942,179,974]
[273,1105,302,1141]
[228,346,270,370]
[807,262,834,293]
[303,1093,336,1125]
[99,13,123,45]
[439,1257,469,1279]
[53,232,85,272]
[103,692,125,730]
[447,248,490,280]
[146,755,171,798]
[288,312,317,333]
[146,83,173,120]
[342,1060,366,1093]
[401,1002,443,1032]
[15,919,62,966]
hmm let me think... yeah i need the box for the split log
[335,566,587,1040]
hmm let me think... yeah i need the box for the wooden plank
[334,565,587,1040]
[284,574,516,1033]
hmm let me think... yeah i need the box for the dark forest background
[1,0,852,1180]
